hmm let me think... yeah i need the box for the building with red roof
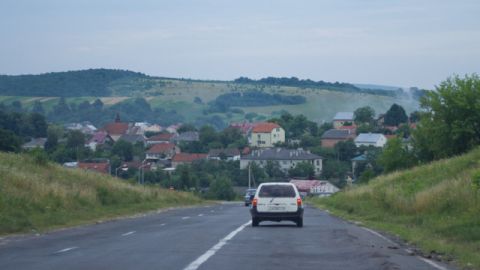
[146,133,175,145]
[78,159,110,174]
[171,153,208,168]
[101,113,131,142]
[250,122,285,148]
[146,143,179,160]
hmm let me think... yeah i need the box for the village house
[78,159,110,174]
[229,122,255,136]
[86,131,113,151]
[289,179,339,197]
[145,143,180,161]
[64,122,97,135]
[320,129,355,148]
[22,138,47,150]
[101,114,132,142]
[240,148,323,175]
[332,112,354,129]
[118,134,146,146]
[354,133,387,148]
[171,153,208,168]
[172,131,200,143]
[207,148,241,161]
[146,133,175,146]
[250,122,285,148]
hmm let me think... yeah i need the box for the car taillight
[252,198,257,207]
[297,197,302,207]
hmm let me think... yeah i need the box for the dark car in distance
[244,188,256,206]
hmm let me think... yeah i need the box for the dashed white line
[183,221,251,270]
[182,216,190,220]
[160,223,166,226]
[210,210,215,213]
[121,231,136,236]
[198,214,204,217]
[55,247,78,254]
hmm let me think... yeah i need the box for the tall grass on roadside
[313,148,480,269]
[0,152,202,235]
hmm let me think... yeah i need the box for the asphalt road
[0,203,453,270]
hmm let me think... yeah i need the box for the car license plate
[268,206,285,211]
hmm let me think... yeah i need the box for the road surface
[0,203,452,270]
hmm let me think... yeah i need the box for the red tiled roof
[147,133,175,141]
[78,162,110,174]
[102,122,129,135]
[146,143,176,154]
[252,122,281,133]
[172,153,208,163]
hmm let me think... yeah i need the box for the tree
[112,140,134,161]
[289,162,315,179]
[29,113,48,137]
[92,99,104,110]
[66,130,85,149]
[208,176,235,200]
[31,101,45,114]
[378,137,415,173]
[0,129,21,152]
[265,161,285,179]
[413,74,480,161]
[354,106,375,124]
[384,103,408,126]
[334,139,357,161]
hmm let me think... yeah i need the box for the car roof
[259,182,294,186]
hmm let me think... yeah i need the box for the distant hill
[354,83,402,91]
[0,69,147,97]
[0,69,423,126]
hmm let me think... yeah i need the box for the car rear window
[258,185,296,198]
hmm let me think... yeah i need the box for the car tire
[252,218,259,227]
[296,218,303,227]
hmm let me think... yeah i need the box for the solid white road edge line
[418,257,449,270]
[363,227,449,270]
[183,221,251,270]
[55,247,78,254]
[121,231,136,236]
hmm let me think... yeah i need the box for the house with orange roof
[146,143,180,160]
[250,122,285,148]
[101,113,131,142]
[171,153,208,168]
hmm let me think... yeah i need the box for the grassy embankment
[312,148,480,269]
[0,152,203,235]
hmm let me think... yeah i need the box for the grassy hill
[0,151,203,235]
[0,70,421,125]
[313,148,480,269]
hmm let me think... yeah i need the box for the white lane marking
[122,231,136,236]
[160,223,166,226]
[361,227,396,245]
[363,228,449,270]
[55,247,78,254]
[182,216,190,220]
[210,210,215,213]
[183,221,251,270]
[198,214,204,217]
[418,257,449,270]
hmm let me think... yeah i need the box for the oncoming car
[250,182,304,227]
[244,188,256,206]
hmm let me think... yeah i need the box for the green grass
[0,78,420,123]
[0,152,203,235]
[312,148,480,269]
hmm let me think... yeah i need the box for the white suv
[250,182,304,227]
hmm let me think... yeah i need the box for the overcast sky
[1,0,479,89]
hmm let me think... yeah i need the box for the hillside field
[0,78,420,124]
[312,148,480,269]
[0,152,203,235]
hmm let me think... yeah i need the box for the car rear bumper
[250,206,303,221]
